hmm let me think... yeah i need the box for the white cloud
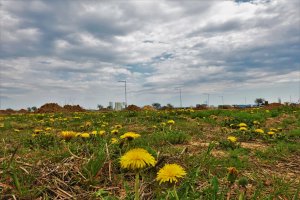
[0,0,299,109]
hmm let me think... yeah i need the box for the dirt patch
[265,114,296,129]
[189,141,210,147]
[211,150,227,157]
[124,124,149,133]
[185,141,228,157]
[240,142,267,150]
[250,154,300,184]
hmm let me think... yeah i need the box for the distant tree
[152,103,161,109]
[27,107,32,112]
[107,105,113,110]
[255,98,265,106]
[31,106,37,111]
[166,103,174,108]
[97,104,104,110]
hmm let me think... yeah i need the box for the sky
[0,0,299,109]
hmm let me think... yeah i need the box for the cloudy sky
[0,0,299,109]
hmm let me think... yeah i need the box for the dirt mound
[125,104,141,111]
[36,103,64,113]
[0,109,16,115]
[63,105,85,112]
[18,109,29,114]
[264,103,283,109]
[142,105,156,111]
[194,105,208,110]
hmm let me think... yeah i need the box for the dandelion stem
[134,172,140,200]
[173,185,179,200]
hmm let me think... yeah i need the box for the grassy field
[0,106,299,199]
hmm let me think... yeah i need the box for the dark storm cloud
[0,0,299,109]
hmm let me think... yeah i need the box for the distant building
[115,102,123,111]
[109,102,114,109]
[233,104,252,108]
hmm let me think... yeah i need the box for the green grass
[0,106,299,199]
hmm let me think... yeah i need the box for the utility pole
[204,93,210,107]
[219,95,224,105]
[118,80,127,108]
[175,87,182,108]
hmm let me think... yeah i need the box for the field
[0,106,299,199]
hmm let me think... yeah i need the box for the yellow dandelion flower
[99,130,105,136]
[227,136,237,143]
[75,133,81,137]
[238,123,247,127]
[111,129,119,134]
[156,164,186,184]
[60,131,76,140]
[167,120,175,125]
[120,148,156,170]
[115,124,122,129]
[255,129,264,134]
[80,133,90,138]
[91,130,97,135]
[267,131,275,135]
[45,127,52,131]
[161,122,166,126]
[253,121,260,125]
[152,125,157,129]
[210,115,218,120]
[34,129,43,133]
[120,132,141,140]
[270,128,277,132]
[239,127,247,131]
[14,129,20,132]
[0,123,4,128]
[265,110,270,113]
[85,121,92,126]
[111,137,118,144]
